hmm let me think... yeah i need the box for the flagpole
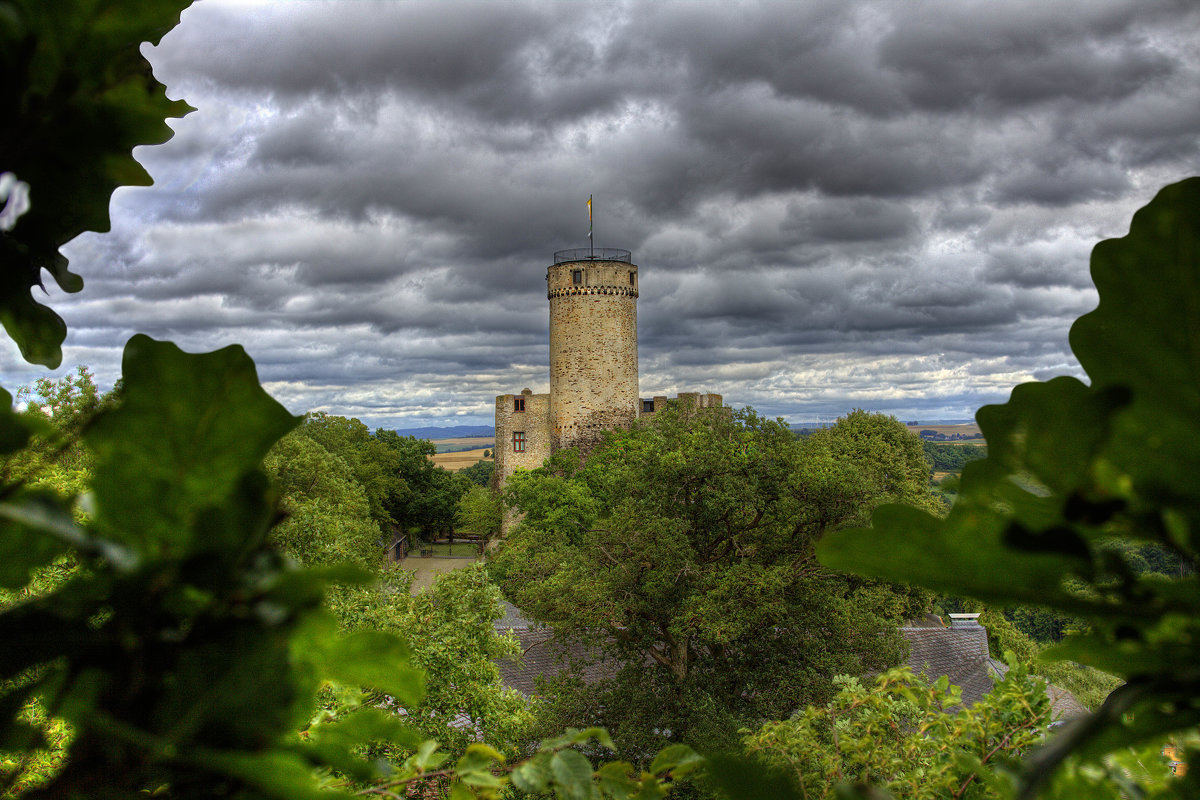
[588,194,593,258]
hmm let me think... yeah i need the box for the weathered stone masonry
[548,258,640,453]
[494,389,550,485]
[493,249,721,505]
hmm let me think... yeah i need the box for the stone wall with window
[639,392,724,415]
[494,388,551,489]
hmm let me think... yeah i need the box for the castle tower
[547,248,639,453]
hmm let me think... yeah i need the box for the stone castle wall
[548,259,639,453]
[494,389,551,489]
[641,392,724,416]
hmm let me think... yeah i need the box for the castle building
[493,248,721,492]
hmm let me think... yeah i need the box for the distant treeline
[923,441,987,472]
[394,425,494,439]
[918,429,984,441]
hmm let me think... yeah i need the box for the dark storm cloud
[154,2,557,103]
[5,0,1197,428]
[877,2,1178,112]
[797,198,919,243]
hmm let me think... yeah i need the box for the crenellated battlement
[547,285,639,299]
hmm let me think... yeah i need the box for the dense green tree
[736,665,1052,800]
[16,366,99,435]
[295,412,405,529]
[263,430,527,759]
[5,367,122,489]
[490,405,936,759]
[457,483,503,539]
[287,414,469,541]
[331,564,533,756]
[369,427,468,538]
[263,430,381,570]
[805,409,940,514]
[923,440,988,472]
[460,457,495,487]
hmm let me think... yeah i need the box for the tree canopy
[294,413,468,539]
[490,405,936,757]
[736,664,1052,800]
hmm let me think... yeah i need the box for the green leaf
[632,779,669,800]
[648,743,703,777]
[0,387,36,453]
[596,762,638,800]
[0,681,46,751]
[85,335,299,553]
[571,725,616,751]
[319,630,425,706]
[149,621,303,751]
[702,753,802,800]
[457,742,505,787]
[303,706,421,751]
[189,749,342,800]
[408,738,448,773]
[511,757,551,793]
[0,496,71,587]
[550,749,594,800]
[0,0,193,366]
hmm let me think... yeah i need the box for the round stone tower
[547,248,639,453]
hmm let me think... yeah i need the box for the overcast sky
[9,0,1200,428]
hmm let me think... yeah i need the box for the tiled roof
[901,624,995,707]
[495,608,1091,719]
[494,602,621,696]
[496,627,620,697]
[902,623,1089,719]
[496,600,536,631]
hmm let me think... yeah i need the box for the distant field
[906,422,984,442]
[430,447,492,471]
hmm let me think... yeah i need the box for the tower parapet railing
[553,248,632,264]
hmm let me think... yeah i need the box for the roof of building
[496,627,620,697]
[900,623,996,707]
[901,616,1089,720]
[494,606,1091,718]
[496,600,536,631]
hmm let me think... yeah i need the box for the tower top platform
[552,248,632,264]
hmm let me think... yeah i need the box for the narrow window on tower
[514,396,525,412]
[512,431,526,452]
[629,271,636,286]
[572,269,582,285]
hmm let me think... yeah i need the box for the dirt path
[403,555,481,593]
